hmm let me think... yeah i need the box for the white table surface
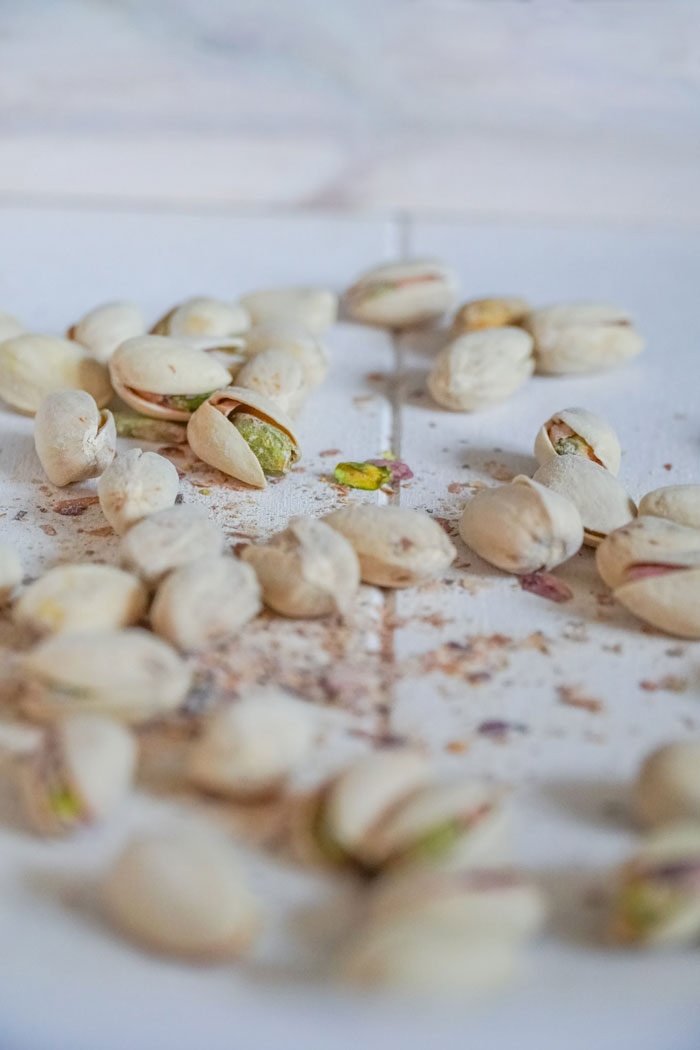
[1,204,700,1050]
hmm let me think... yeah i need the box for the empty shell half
[532,456,636,547]
[152,296,250,339]
[0,334,112,415]
[534,407,621,475]
[638,485,700,531]
[524,302,644,375]
[242,322,329,388]
[234,348,306,415]
[239,286,337,334]
[68,301,145,364]
[120,504,223,587]
[97,449,180,534]
[428,327,534,412]
[34,389,116,487]
[13,563,147,637]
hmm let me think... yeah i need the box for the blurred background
[1,0,699,223]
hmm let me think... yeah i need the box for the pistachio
[523,302,644,375]
[187,386,300,489]
[596,516,700,638]
[22,628,191,724]
[13,563,147,637]
[98,449,180,535]
[458,476,583,574]
[634,742,700,829]
[533,457,636,547]
[345,258,458,328]
[427,328,534,412]
[324,504,456,588]
[242,322,329,389]
[609,823,700,947]
[108,335,232,422]
[152,296,250,339]
[0,543,23,603]
[151,555,261,652]
[239,286,337,335]
[34,389,116,487]
[120,504,223,587]
[241,516,359,618]
[187,688,316,799]
[68,301,145,364]
[534,407,621,476]
[638,485,700,531]
[234,349,306,415]
[333,461,391,490]
[102,828,262,960]
[0,334,112,415]
[19,714,136,836]
[111,412,187,445]
[0,309,24,342]
[450,296,531,335]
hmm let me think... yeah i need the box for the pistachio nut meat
[239,285,337,335]
[108,335,232,421]
[638,485,700,531]
[428,327,534,412]
[0,543,23,603]
[345,258,458,328]
[13,563,148,637]
[0,334,112,415]
[151,296,250,339]
[596,516,700,638]
[533,456,636,547]
[233,348,307,415]
[0,309,25,342]
[97,448,180,535]
[450,296,531,336]
[534,407,621,476]
[186,386,300,488]
[68,301,145,364]
[19,714,136,836]
[242,322,329,389]
[523,301,644,375]
[120,504,224,587]
[458,476,583,574]
[34,389,116,487]
[634,742,700,829]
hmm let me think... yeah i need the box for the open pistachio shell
[242,322,329,388]
[234,348,306,415]
[13,563,147,637]
[34,389,116,487]
[68,301,145,364]
[0,334,112,415]
[450,296,531,336]
[533,456,636,547]
[186,386,300,489]
[108,335,232,421]
[239,286,337,335]
[345,258,459,328]
[152,296,250,338]
[0,309,25,342]
[97,449,180,535]
[120,504,224,587]
[634,742,700,829]
[0,543,23,603]
[428,327,534,412]
[534,407,621,475]
[638,485,700,531]
[524,302,644,375]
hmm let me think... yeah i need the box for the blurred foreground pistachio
[68,301,145,364]
[98,449,180,535]
[152,296,250,339]
[242,322,329,388]
[239,286,337,335]
[534,407,621,476]
[524,302,644,375]
[634,742,700,829]
[234,349,306,415]
[333,461,391,490]
[34,389,116,487]
[345,258,458,328]
[638,486,700,531]
[0,543,23,603]
[120,504,223,587]
[450,296,530,336]
[111,411,187,444]
[13,563,147,637]
[533,456,636,547]
[0,334,112,415]
[427,328,534,412]
[0,309,25,342]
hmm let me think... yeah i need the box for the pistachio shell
[103,829,261,959]
[634,742,700,829]
[152,296,250,338]
[428,328,534,412]
[186,386,300,489]
[22,628,191,724]
[69,301,145,364]
[532,457,636,547]
[638,485,700,530]
[242,322,329,388]
[20,714,136,836]
[13,563,147,637]
[120,504,223,587]
[524,302,644,375]
[97,449,180,534]
[534,407,621,475]
[34,390,116,487]
[450,296,531,335]
[0,309,25,342]
[108,336,232,421]
[187,688,316,799]
[0,334,112,415]
[239,286,337,334]
[324,504,456,588]
[151,555,261,652]
[0,543,23,603]
[241,516,359,618]
[458,476,583,574]
[234,348,306,415]
[345,258,458,328]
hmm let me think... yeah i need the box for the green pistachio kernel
[167,391,215,413]
[48,787,82,822]
[333,461,392,490]
[402,818,466,864]
[112,412,188,444]
[312,798,348,866]
[232,412,298,476]
[553,434,591,458]
[614,879,683,943]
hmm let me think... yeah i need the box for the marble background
[1,0,699,221]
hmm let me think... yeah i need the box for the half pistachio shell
[0,309,25,342]
[524,302,644,375]
[428,328,534,412]
[450,296,530,336]
[638,485,700,531]
[242,322,329,388]
[345,258,459,328]
[97,448,180,535]
[634,742,700,829]
[68,301,145,364]
[239,286,337,335]
[0,543,23,603]
[0,334,112,415]
[234,348,306,415]
[152,296,250,339]
[532,456,636,547]
[120,504,224,587]
[34,389,116,487]
[534,407,622,476]
[13,563,147,637]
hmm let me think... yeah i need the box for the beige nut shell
[534,407,622,476]
[450,296,531,335]
[345,258,458,328]
[428,327,534,412]
[69,301,145,364]
[0,334,112,415]
[0,309,24,342]
[234,348,306,415]
[532,456,636,547]
[98,448,180,535]
[120,504,223,586]
[13,563,147,637]
[524,301,644,375]
[638,485,700,531]
[34,389,116,487]
[634,742,700,828]
[242,322,329,388]
[239,286,337,335]
[152,297,250,339]
[0,543,23,603]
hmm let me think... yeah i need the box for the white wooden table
[1,205,700,1050]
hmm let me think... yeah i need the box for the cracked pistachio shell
[324,504,456,588]
[241,516,359,618]
[428,327,534,412]
[186,386,300,489]
[120,504,223,587]
[34,390,116,487]
[638,485,700,531]
[108,335,232,421]
[345,258,458,328]
[187,688,316,799]
[151,555,261,652]
[239,286,337,335]
[13,563,147,637]
[458,475,583,574]
[0,334,112,415]
[534,407,621,476]
[533,456,636,547]
[596,516,700,638]
[68,301,145,364]
[97,449,180,535]
[0,543,23,603]
[234,349,306,415]
[103,828,262,960]
[152,296,250,339]
[524,302,644,375]
[20,714,136,836]
[0,309,24,342]
[610,822,700,947]
[450,296,531,335]
[634,742,700,829]
[242,322,329,388]
[22,628,191,724]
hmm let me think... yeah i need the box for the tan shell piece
[239,286,337,334]
[242,322,329,388]
[532,456,636,547]
[524,301,644,375]
[234,349,306,415]
[0,334,112,415]
[13,563,147,637]
[34,389,116,487]
[152,296,250,338]
[97,448,180,535]
[69,301,145,364]
[120,504,223,586]
[345,258,459,328]
[186,386,300,489]
[428,327,534,412]
[534,407,622,476]
[450,296,531,335]
[0,543,23,603]
[324,504,456,588]
[0,310,25,342]
[638,486,700,531]
[634,742,700,828]
[459,476,583,574]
